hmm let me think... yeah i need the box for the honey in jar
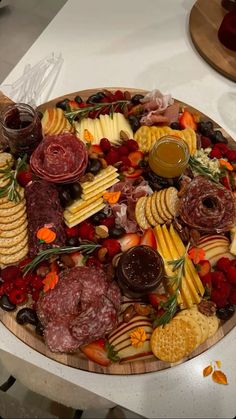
[148,136,190,179]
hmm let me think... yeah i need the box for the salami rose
[179,176,236,233]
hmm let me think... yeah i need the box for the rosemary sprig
[22,241,100,275]
[0,154,27,203]
[65,100,130,123]
[153,243,190,328]
[188,156,219,183]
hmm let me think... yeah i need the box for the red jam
[116,245,164,298]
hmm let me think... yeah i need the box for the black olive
[216,304,235,321]
[89,159,102,175]
[67,236,79,246]
[109,227,126,238]
[35,321,44,336]
[128,115,141,133]
[16,308,38,326]
[74,95,83,104]
[87,93,105,104]
[90,211,107,225]
[68,182,82,200]
[131,94,144,105]
[59,189,73,208]
[0,294,16,311]
[170,122,181,130]
[56,98,69,111]
[210,130,228,144]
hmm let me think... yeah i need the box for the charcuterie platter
[0,88,235,375]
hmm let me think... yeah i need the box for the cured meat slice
[44,315,80,353]
[179,176,236,233]
[30,133,88,183]
[80,267,109,311]
[106,281,121,311]
[25,180,66,256]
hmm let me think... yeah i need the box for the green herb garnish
[65,100,129,123]
[0,154,27,203]
[188,156,219,183]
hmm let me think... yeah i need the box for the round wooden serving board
[189,0,236,82]
[0,87,236,375]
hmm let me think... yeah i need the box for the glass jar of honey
[0,103,43,158]
[148,136,190,179]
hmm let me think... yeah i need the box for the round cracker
[145,195,157,227]
[206,315,220,338]
[0,153,13,167]
[165,187,179,217]
[0,207,26,224]
[0,244,28,266]
[177,308,209,344]
[151,192,164,224]
[151,318,189,363]
[173,318,198,355]
[0,230,28,248]
[0,235,28,255]
[0,220,28,238]
[160,189,173,221]
[0,188,24,205]
[0,199,26,217]
[178,316,202,350]
[135,196,150,230]
[0,213,27,231]
[155,190,169,222]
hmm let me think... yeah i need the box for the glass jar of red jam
[116,245,164,298]
[0,103,43,157]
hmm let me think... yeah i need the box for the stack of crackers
[135,187,179,229]
[64,166,120,227]
[134,125,197,155]
[0,153,28,268]
[151,306,219,363]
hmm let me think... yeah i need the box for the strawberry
[216,257,231,273]
[105,149,120,165]
[126,139,139,152]
[148,293,168,308]
[65,226,80,238]
[195,260,211,278]
[225,266,236,285]
[200,136,212,149]
[80,339,111,366]
[77,222,95,241]
[17,170,33,187]
[179,110,197,131]
[102,238,121,258]
[118,233,140,252]
[140,228,157,249]
[122,168,143,179]
[128,151,144,168]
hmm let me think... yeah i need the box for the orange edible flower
[36,227,56,244]
[219,159,233,171]
[84,129,94,142]
[188,247,205,264]
[203,365,213,377]
[103,191,121,205]
[42,271,59,293]
[212,370,228,385]
[130,327,146,348]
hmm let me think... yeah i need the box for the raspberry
[65,226,80,238]
[102,238,121,258]
[214,143,228,155]
[120,156,131,167]
[105,150,120,165]
[225,150,236,162]
[217,281,231,299]
[8,289,27,305]
[118,145,129,156]
[85,256,101,268]
[229,287,236,305]
[211,289,228,308]
[100,138,111,154]
[1,266,21,282]
[126,139,139,152]
[101,216,115,228]
[210,147,222,159]
[77,222,95,241]
[211,271,226,288]
[200,272,212,288]
[216,257,231,273]
[14,277,28,290]
[200,136,212,149]
[225,266,236,285]
[30,275,44,290]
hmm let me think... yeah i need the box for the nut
[198,299,217,316]
[80,173,95,183]
[95,225,109,239]
[120,130,129,141]
[60,254,75,268]
[97,247,108,262]
[134,303,152,316]
[99,158,108,169]
[36,265,50,278]
[123,305,136,323]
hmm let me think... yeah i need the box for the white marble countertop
[1,0,236,417]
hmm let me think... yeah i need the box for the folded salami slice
[179,176,236,233]
[30,133,88,183]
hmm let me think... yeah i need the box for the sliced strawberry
[148,293,168,308]
[118,233,140,252]
[80,339,111,366]
[196,260,211,278]
[68,100,80,110]
[179,110,197,131]
[140,228,157,249]
[17,170,33,187]
[128,151,144,168]
[89,144,103,155]
[122,168,143,179]
[102,238,121,258]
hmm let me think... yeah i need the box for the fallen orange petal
[203,365,213,377]
[212,370,228,385]
[215,360,222,369]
